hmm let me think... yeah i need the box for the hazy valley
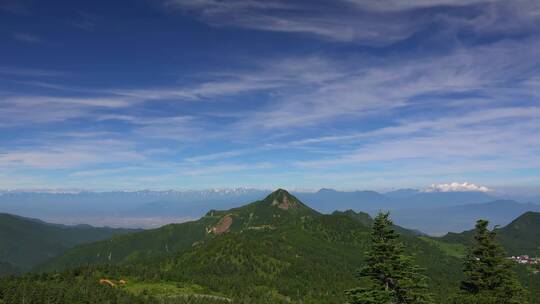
[1,189,539,303]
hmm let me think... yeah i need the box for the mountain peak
[264,189,297,210]
[505,211,540,229]
[263,189,313,212]
[317,188,337,193]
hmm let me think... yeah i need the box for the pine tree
[346,212,433,304]
[454,219,527,304]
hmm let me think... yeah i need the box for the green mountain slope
[439,211,540,256]
[435,211,540,302]
[157,214,462,303]
[0,213,136,271]
[38,190,466,303]
[39,189,319,271]
[498,211,540,256]
[331,209,373,226]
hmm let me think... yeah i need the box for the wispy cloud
[70,166,141,177]
[163,0,540,44]
[2,37,538,179]
[181,162,274,176]
[0,95,135,127]
[185,149,253,163]
[0,139,145,169]
[0,1,31,14]
[164,0,415,44]
[287,106,540,147]
[13,32,42,43]
[236,38,540,130]
[2,1,539,190]
[70,11,100,31]
[0,67,66,77]
[294,109,540,170]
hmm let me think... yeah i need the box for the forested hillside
[31,190,471,303]
[439,211,540,256]
[1,190,539,303]
[0,213,137,271]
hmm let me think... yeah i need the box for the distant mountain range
[16,190,540,303]
[0,213,137,273]
[294,188,499,211]
[0,188,269,227]
[37,190,540,273]
[0,188,539,234]
[392,200,540,235]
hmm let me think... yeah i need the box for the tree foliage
[454,220,527,304]
[346,212,433,304]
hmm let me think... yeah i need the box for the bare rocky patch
[273,195,298,210]
[209,215,233,234]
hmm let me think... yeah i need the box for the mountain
[384,188,420,199]
[294,189,532,235]
[37,189,319,271]
[0,189,269,228]
[439,211,540,256]
[392,200,540,235]
[400,191,496,207]
[1,188,531,236]
[6,190,540,303]
[331,209,373,227]
[0,213,137,271]
[38,189,470,303]
[332,209,424,236]
[294,188,498,213]
[498,211,540,256]
[294,189,393,213]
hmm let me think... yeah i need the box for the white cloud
[236,38,540,130]
[164,0,417,44]
[0,67,67,77]
[70,167,141,177]
[346,0,488,11]
[3,95,131,108]
[0,95,135,127]
[181,162,274,176]
[0,139,145,169]
[185,149,252,163]
[163,0,540,44]
[288,106,540,147]
[1,6,539,190]
[422,182,491,192]
[292,103,540,177]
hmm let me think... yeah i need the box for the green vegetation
[32,190,465,303]
[0,268,229,304]
[331,209,373,227]
[419,237,467,258]
[0,261,20,277]
[346,212,433,303]
[1,190,539,303]
[498,212,540,256]
[438,211,540,257]
[453,220,527,304]
[121,280,205,296]
[0,213,136,271]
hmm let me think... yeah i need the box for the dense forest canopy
[1,190,539,303]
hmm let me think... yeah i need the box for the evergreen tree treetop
[456,219,527,304]
[346,212,433,304]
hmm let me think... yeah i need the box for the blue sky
[0,0,539,192]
